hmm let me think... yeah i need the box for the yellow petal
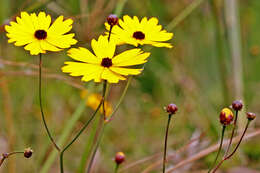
[62,62,103,82]
[37,12,51,30]
[67,47,101,64]
[91,35,115,58]
[48,16,73,35]
[24,41,45,55]
[101,68,125,83]
[110,67,143,75]
[148,41,173,48]
[40,40,61,52]
[112,49,150,66]
[47,33,77,48]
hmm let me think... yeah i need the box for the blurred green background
[0,0,260,173]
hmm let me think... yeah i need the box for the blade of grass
[166,0,206,31]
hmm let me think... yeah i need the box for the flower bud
[24,148,33,158]
[232,100,243,111]
[220,108,234,125]
[166,103,178,115]
[107,14,118,26]
[246,112,256,121]
[115,152,125,165]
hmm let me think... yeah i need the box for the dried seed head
[107,14,118,26]
[24,148,33,158]
[166,103,178,115]
[115,152,125,165]
[232,100,243,111]
[220,108,234,125]
[246,112,256,121]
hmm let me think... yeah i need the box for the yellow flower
[87,93,113,118]
[5,11,77,55]
[80,90,112,118]
[62,35,150,83]
[105,15,173,48]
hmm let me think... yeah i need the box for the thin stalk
[207,125,226,173]
[224,110,238,157]
[77,115,100,173]
[38,54,60,151]
[107,76,132,122]
[40,99,88,173]
[212,120,251,173]
[86,124,106,173]
[108,25,113,42]
[163,114,173,173]
[59,81,107,173]
[0,151,24,167]
[114,164,119,173]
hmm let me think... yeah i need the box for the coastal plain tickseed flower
[220,108,234,125]
[62,35,150,83]
[105,15,173,48]
[81,90,113,117]
[5,11,77,55]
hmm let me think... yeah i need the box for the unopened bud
[232,100,243,111]
[246,112,256,121]
[107,14,118,26]
[24,148,33,158]
[165,103,178,115]
[220,108,234,125]
[115,152,125,165]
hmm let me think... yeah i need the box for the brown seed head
[220,108,234,125]
[246,112,256,121]
[115,152,125,165]
[232,100,243,111]
[24,148,33,158]
[166,103,178,115]
[107,14,118,26]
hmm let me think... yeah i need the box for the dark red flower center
[101,58,112,68]
[34,30,47,40]
[133,31,145,40]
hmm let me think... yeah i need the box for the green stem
[40,98,88,173]
[0,151,24,167]
[59,81,107,173]
[212,120,251,173]
[107,76,132,122]
[224,110,238,157]
[207,125,226,173]
[39,54,60,151]
[162,114,173,173]
[77,115,100,173]
[114,164,119,173]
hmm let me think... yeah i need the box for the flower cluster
[4,11,173,173]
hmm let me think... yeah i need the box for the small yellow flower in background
[62,35,150,83]
[80,90,113,118]
[105,15,173,48]
[5,11,77,55]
